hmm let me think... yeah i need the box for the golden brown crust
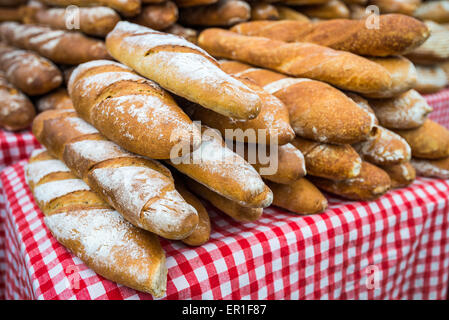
[310,162,391,201]
[411,156,449,179]
[0,7,23,22]
[230,15,429,57]
[164,23,198,44]
[395,119,449,160]
[38,0,141,17]
[267,178,328,214]
[300,0,350,20]
[36,88,75,112]
[380,162,415,188]
[414,1,449,23]
[132,2,179,30]
[275,5,310,21]
[250,3,279,21]
[174,0,217,8]
[413,65,448,94]
[370,0,421,15]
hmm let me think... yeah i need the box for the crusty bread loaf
[132,2,179,30]
[0,6,23,22]
[179,0,250,26]
[414,1,449,23]
[0,43,62,96]
[200,28,392,95]
[174,0,217,8]
[220,60,374,145]
[0,22,111,65]
[26,149,167,298]
[368,89,433,130]
[299,0,350,19]
[36,88,75,112]
[32,110,200,240]
[30,6,121,37]
[281,0,330,4]
[230,15,429,57]
[380,162,416,188]
[353,125,411,165]
[291,136,362,180]
[275,5,310,21]
[370,0,421,15]
[185,177,263,222]
[267,178,328,214]
[106,22,262,120]
[345,92,378,125]
[164,23,198,44]
[364,56,417,98]
[37,0,141,17]
[250,3,279,20]
[0,0,26,6]
[411,157,449,179]
[414,65,448,94]
[395,119,449,159]
[68,60,201,160]
[310,161,391,201]
[169,126,273,208]
[0,71,35,131]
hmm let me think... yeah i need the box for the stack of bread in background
[0,0,448,297]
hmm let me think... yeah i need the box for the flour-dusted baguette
[132,2,179,30]
[370,0,421,15]
[164,23,198,44]
[32,110,200,240]
[291,136,362,180]
[0,43,62,96]
[414,1,449,23]
[310,161,391,200]
[30,6,121,37]
[174,0,217,7]
[345,92,378,124]
[275,5,310,21]
[380,162,416,188]
[26,149,167,298]
[233,141,306,184]
[169,126,273,208]
[250,3,279,20]
[220,60,374,144]
[0,22,111,65]
[179,0,250,26]
[411,157,449,179]
[106,22,261,120]
[414,65,448,94]
[230,15,429,57]
[0,71,35,131]
[405,21,449,64]
[36,88,74,112]
[181,76,295,145]
[364,56,417,98]
[199,28,392,95]
[368,89,433,130]
[267,178,328,214]
[37,0,141,17]
[395,119,449,159]
[185,177,263,221]
[353,125,411,165]
[68,60,201,160]
[299,0,350,19]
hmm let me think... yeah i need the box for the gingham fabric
[428,89,449,128]
[2,160,449,300]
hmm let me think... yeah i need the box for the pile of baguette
[0,0,448,298]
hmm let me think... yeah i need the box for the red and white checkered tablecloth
[0,88,449,300]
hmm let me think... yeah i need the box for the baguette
[411,157,449,179]
[275,5,310,21]
[36,88,75,112]
[368,89,433,130]
[0,22,111,65]
[395,119,449,159]
[132,2,179,30]
[364,56,417,98]
[106,21,262,120]
[281,0,330,4]
[181,77,294,145]
[0,43,62,96]
[68,60,201,160]
[299,0,350,19]
[179,0,250,26]
[414,65,448,94]
[31,6,121,37]
[0,7,23,22]
[230,15,429,57]
[345,92,378,125]
[174,0,217,8]
[169,126,273,208]
[0,0,26,5]
[414,1,449,23]
[26,149,167,298]
[164,23,198,44]
[220,60,374,144]
[199,28,392,95]
[353,125,412,165]
[291,136,362,180]
[0,71,35,131]
[250,3,279,20]
[370,0,421,15]
[267,178,328,214]
[310,161,391,201]
[32,110,200,240]
[380,162,416,188]
[185,177,263,222]
[37,0,141,17]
